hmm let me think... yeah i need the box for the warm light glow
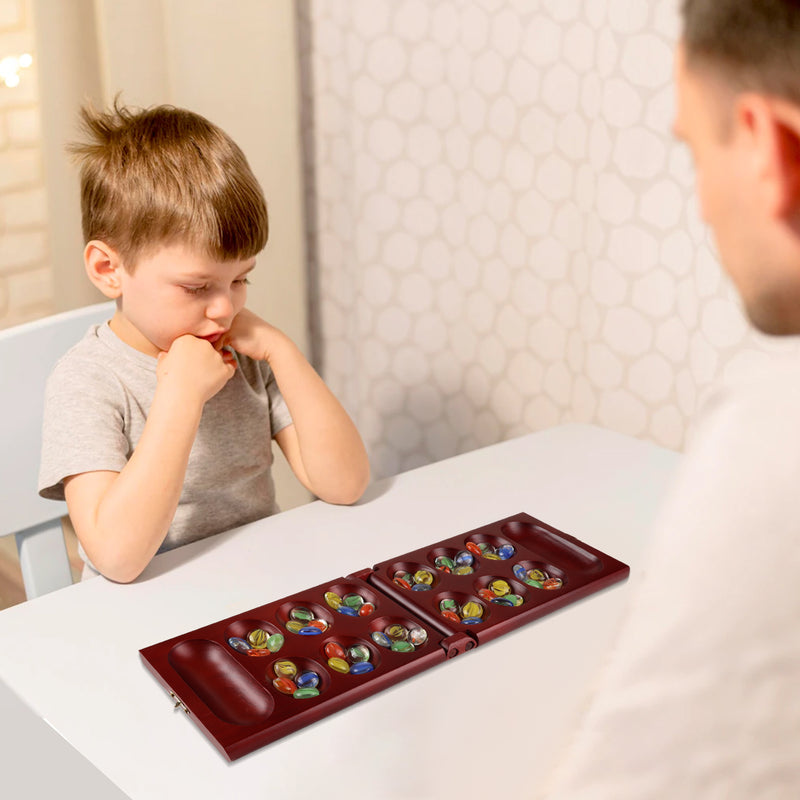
[0,53,33,88]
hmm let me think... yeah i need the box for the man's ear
[737,94,800,219]
[84,240,124,298]
[771,100,800,224]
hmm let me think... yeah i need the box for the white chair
[0,301,115,600]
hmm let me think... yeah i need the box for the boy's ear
[84,240,123,298]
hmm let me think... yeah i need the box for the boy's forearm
[79,385,203,582]
[268,333,369,503]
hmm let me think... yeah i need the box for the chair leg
[15,521,73,600]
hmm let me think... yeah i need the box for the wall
[0,0,52,328]
[298,0,800,479]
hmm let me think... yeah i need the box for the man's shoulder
[692,351,800,436]
[669,352,800,529]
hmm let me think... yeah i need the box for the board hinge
[440,631,477,659]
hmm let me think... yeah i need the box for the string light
[0,53,33,88]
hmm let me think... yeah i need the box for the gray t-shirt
[39,322,293,576]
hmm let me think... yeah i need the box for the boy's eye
[180,277,249,295]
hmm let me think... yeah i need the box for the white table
[0,678,129,798]
[0,424,679,800]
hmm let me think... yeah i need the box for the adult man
[543,2,800,796]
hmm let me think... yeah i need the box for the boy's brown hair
[682,0,800,104]
[68,100,268,269]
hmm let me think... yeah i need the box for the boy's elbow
[108,566,144,584]
[322,463,370,506]
[97,560,145,585]
[84,545,147,584]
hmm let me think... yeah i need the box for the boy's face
[109,242,255,357]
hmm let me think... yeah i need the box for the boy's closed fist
[224,308,280,364]
[157,334,235,405]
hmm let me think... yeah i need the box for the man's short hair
[682,0,800,104]
[69,100,268,269]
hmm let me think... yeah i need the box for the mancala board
[139,512,629,760]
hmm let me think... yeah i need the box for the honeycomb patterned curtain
[297,0,800,480]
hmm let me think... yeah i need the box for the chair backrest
[0,301,115,598]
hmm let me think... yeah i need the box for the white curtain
[298,0,800,480]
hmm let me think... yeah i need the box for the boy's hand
[224,307,282,363]
[157,334,235,405]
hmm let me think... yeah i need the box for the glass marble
[247,629,268,648]
[385,624,408,641]
[272,677,297,695]
[413,569,434,585]
[296,671,320,689]
[434,556,455,572]
[290,607,314,622]
[489,579,510,597]
[328,656,350,674]
[347,644,371,663]
[461,601,483,619]
[371,631,392,648]
[465,542,483,557]
[274,660,298,678]
[393,572,413,589]
[228,636,251,653]
[293,687,320,699]
[245,647,273,657]
[496,544,515,559]
[324,641,346,660]
[409,627,428,646]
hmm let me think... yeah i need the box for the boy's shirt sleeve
[38,354,130,501]
[261,359,293,437]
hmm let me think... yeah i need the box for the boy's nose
[206,291,234,323]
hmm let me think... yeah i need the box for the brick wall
[0,0,53,330]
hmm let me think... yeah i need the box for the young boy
[38,101,370,584]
